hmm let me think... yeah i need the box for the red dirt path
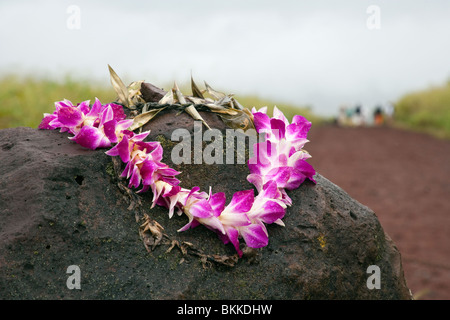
[306,125,450,300]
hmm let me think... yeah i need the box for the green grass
[0,74,323,130]
[394,80,450,139]
[0,75,116,129]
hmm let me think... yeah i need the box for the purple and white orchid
[39,98,130,150]
[39,99,316,257]
[248,106,316,205]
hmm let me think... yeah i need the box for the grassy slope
[0,75,116,129]
[0,75,322,129]
[394,80,450,139]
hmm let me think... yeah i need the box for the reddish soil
[306,125,450,300]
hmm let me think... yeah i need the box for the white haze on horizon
[1,0,449,117]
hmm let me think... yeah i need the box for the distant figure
[337,106,348,126]
[352,105,364,127]
[373,106,384,126]
[384,102,395,125]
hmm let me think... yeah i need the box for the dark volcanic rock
[0,119,412,299]
[140,82,167,102]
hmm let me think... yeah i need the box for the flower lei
[39,98,316,257]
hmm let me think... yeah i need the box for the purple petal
[252,112,271,134]
[135,141,163,161]
[121,161,133,178]
[270,118,286,140]
[184,186,201,205]
[57,106,83,128]
[128,165,142,189]
[225,189,254,213]
[259,200,286,224]
[198,216,226,235]
[178,217,200,232]
[38,113,58,130]
[286,122,310,142]
[77,100,91,115]
[86,98,103,117]
[155,166,181,177]
[158,176,181,187]
[265,166,291,187]
[69,125,104,150]
[296,160,316,182]
[116,119,133,132]
[219,210,251,227]
[284,160,316,190]
[99,105,114,126]
[109,103,127,120]
[248,141,274,172]
[55,99,74,110]
[140,159,159,185]
[189,199,213,218]
[240,224,269,249]
[165,185,181,197]
[209,192,226,216]
[132,131,151,141]
[246,173,264,191]
[272,106,289,125]
[259,180,279,199]
[224,227,242,257]
[280,188,292,206]
[105,133,131,163]
[292,114,312,128]
[291,157,316,180]
[103,120,119,143]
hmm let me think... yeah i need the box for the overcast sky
[1,0,449,116]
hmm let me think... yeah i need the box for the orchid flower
[248,106,316,197]
[39,98,130,150]
[178,187,225,234]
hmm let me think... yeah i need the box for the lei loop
[39,97,315,257]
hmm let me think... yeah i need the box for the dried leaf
[108,65,132,109]
[186,96,206,105]
[172,82,187,104]
[231,97,244,110]
[205,104,239,115]
[173,82,211,130]
[204,81,226,100]
[191,75,205,99]
[159,90,174,104]
[139,214,165,251]
[185,105,211,130]
[128,80,146,106]
[218,108,255,132]
[128,107,166,131]
[215,95,234,108]
[210,254,239,267]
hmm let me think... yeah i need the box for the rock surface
[0,116,412,299]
